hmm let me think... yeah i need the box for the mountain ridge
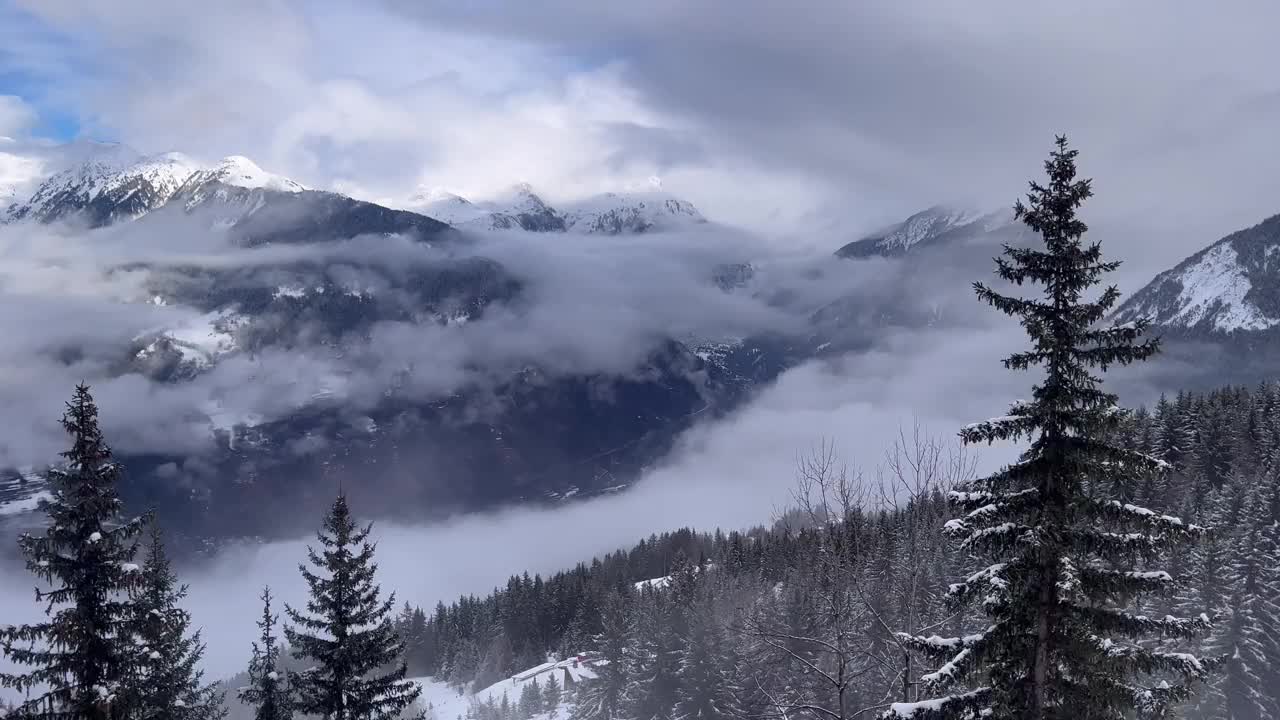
[1114,213,1280,334]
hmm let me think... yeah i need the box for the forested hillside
[398,382,1280,720]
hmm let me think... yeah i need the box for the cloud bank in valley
[0,203,899,470]
[0,312,1031,683]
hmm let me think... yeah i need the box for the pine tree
[128,522,225,720]
[240,587,293,720]
[0,384,147,720]
[517,678,542,719]
[543,673,561,717]
[286,493,421,720]
[570,593,629,720]
[890,138,1216,719]
[672,595,741,720]
[622,591,680,720]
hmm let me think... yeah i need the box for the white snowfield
[411,654,601,720]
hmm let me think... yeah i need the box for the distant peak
[154,151,197,164]
[411,186,470,205]
[217,155,261,172]
[203,155,304,193]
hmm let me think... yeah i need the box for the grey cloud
[383,0,1280,271]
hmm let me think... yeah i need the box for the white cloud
[8,1,841,237]
[0,95,37,139]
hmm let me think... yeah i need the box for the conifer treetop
[285,493,421,720]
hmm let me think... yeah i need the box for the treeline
[408,383,1280,720]
[392,526,778,687]
[0,385,421,720]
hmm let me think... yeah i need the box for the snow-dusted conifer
[890,138,1216,719]
[542,673,561,716]
[239,587,293,720]
[673,594,741,720]
[517,678,542,719]
[128,522,225,720]
[285,494,421,720]
[622,590,680,720]
[0,384,147,719]
[570,593,629,720]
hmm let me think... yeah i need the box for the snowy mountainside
[412,655,600,720]
[4,144,201,226]
[407,183,565,233]
[560,190,706,234]
[181,155,305,194]
[835,205,1016,259]
[1,142,458,247]
[2,144,312,229]
[405,182,706,235]
[1114,213,1280,334]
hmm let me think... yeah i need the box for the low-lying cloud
[0,313,1028,684]
[0,209,897,469]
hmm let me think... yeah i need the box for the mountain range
[5,141,1280,551]
[403,178,706,235]
[0,143,800,551]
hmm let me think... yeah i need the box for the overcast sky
[1,1,1278,267]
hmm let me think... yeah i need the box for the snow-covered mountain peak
[835,204,1017,259]
[497,182,554,212]
[877,205,982,252]
[115,152,203,195]
[562,189,706,234]
[1114,213,1280,334]
[200,155,304,193]
[5,145,205,224]
[408,186,468,206]
[410,189,488,226]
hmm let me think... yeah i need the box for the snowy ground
[411,655,599,720]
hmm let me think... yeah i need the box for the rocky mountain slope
[1114,213,1280,334]
[835,205,1017,259]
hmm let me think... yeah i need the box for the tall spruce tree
[239,587,293,720]
[569,593,629,720]
[0,384,146,720]
[285,494,421,720]
[622,590,680,720]
[129,522,225,720]
[889,137,1215,719]
[672,594,742,720]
